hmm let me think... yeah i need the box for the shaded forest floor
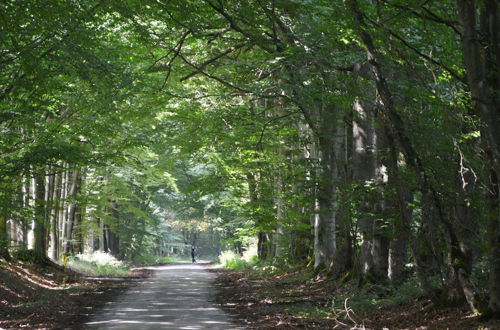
[3,260,500,329]
[0,260,152,329]
[211,268,500,329]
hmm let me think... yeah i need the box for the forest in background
[1,0,499,320]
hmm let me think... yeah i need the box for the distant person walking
[191,246,197,263]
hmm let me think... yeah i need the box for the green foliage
[219,249,259,270]
[0,1,496,318]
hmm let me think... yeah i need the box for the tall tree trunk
[21,175,30,248]
[457,0,500,316]
[45,170,55,259]
[99,217,106,252]
[486,164,500,317]
[385,127,411,283]
[34,171,47,259]
[348,0,479,310]
[50,171,62,260]
[64,169,80,254]
[60,165,69,253]
[247,172,269,260]
[352,98,380,281]
[333,109,354,276]
[313,105,340,272]
[273,168,285,258]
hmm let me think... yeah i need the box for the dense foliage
[1,0,499,318]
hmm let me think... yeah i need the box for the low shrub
[218,248,259,270]
[68,251,130,276]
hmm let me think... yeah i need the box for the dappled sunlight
[1,262,73,290]
[85,264,243,329]
[0,284,23,299]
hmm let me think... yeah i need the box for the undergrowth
[338,280,423,317]
[218,249,259,270]
[68,251,130,276]
[290,277,424,322]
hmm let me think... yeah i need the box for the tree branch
[363,14,466,84]
[180,43,246,82]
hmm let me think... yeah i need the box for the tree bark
[333,109,354,276]
[34,171,47,259]
[45,170,55,259]
[352,98,387,281]
[64,169,80,254]
[247,172,270,260]
[50,171,62,260]
[457,0,500,316]
[385,127,411,283]
[313,105,339,272]
[0,215,11,260]
[347,0,479,310]
[21,175,31,248]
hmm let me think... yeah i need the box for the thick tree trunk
[348,0,479,309]
[313,105,339,272]
[457,0,500,316]
[486,166,500,317]
[333,111,354,276]
[353,99,387,281]
[385,128,411,283]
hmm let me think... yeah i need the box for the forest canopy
[1,0,499,318]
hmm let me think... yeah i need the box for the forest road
[85,263,245,329]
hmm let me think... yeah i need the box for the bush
[68,251,130,276]
[219,248,259,270]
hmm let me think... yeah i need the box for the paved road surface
[85,263,244,329]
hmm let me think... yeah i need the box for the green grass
[68,251,130,276]
[131,254,179,265]
[218,250,259,270]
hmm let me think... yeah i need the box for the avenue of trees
[1,0,499,318]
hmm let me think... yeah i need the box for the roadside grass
[218,251,253,269]
[68,251,130,276]
[218,248,259,270]
[163,256,192,263]
[218,248,308,275]
[68,252,185,275]
[131,254,177,265]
